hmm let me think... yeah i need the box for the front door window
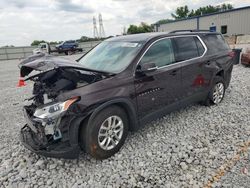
[140,38,175,68]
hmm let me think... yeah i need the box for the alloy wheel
[98,115,124,150]
[212,82,224,104]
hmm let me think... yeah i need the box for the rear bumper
[20,125,80,159]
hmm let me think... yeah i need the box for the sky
[0,0,249,46]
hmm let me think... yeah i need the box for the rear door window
[194,37,205,56]
[204,34,230,54]
[172,36,200,62]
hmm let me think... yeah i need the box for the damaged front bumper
[20,107,83,159]
[20,125,80,159]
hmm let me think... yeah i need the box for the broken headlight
[33,97,78,119]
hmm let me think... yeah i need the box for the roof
[157,6,250,26]
[105,31,218,42]
[106,32,167,42]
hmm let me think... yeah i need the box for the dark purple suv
[19,31,234,159]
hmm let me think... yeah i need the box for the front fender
[67,98,139,148]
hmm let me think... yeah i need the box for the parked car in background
[242,48,250,66]
[19,30,234,159]
[32,41,82,55]
[56,40,79,51]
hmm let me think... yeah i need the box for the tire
[204,76,225,106]
[80,106,128,159]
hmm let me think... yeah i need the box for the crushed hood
[19,53,110,77]
[18,53,112,105]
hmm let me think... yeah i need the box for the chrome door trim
[134,35,208,74]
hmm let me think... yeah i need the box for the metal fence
[0,41,101,61]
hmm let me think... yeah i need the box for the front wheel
[80,106,128,159]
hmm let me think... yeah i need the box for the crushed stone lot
[0,55,249,188]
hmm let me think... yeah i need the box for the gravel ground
[0,55,249,188]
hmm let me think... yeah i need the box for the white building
[156,6,250,35]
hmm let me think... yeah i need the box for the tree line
[171,4,233,19]
[31,36,110,46]
[127,4,233,34]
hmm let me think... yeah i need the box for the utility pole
[98,13,105,38]
[122,26,127,35]
[93,16,99,39]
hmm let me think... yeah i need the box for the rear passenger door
[172,36,212,100]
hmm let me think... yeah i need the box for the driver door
[134,38,182,119]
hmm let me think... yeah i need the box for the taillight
[228,51,236,58]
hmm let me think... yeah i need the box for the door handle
[170,70,177,76]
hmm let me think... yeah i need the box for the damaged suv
[19,30,234,159]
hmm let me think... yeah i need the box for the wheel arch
[215,69,224,78]
[88,98,139,132]
[68,98,139,149]
[209,69,224,89]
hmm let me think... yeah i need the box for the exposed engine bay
[28,67,104,105]
[19,53,111,106]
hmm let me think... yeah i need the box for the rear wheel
[204,76,225,105]
[80,106,128,159]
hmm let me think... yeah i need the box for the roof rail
[169,29,211,33]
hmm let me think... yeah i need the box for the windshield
[78,41,143,73]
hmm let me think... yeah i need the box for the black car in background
[19,30,234,159]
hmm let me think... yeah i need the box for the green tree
[170,4,234,19]
[155,19,174,25]
[1,45,15,48]
[220,3,233,11]
[127,25,139,34]
[127,23,153,34]
[49,41,60,45]
[193,5,218,16]
[171,5,189,19]
[79,36,90,42]
[190,4,233,17]
[31,40,47,46]
[140,22,153,32]
[78,36,103,42]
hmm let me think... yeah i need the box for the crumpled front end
[20,104,81,159]
[18,54,110,159]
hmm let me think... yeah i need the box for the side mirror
[138,62,157,73]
